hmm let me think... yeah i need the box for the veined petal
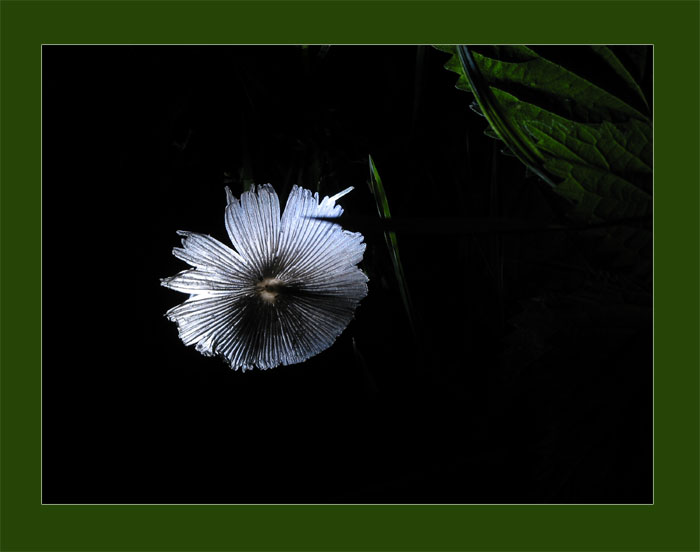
[172,231,252,278]
[224,184,280,275]
[276,187,366,292]
[276,186,344,273]
[161,268,250,296]
[165,294,244,354]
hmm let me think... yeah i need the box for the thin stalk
[367,155,419,340]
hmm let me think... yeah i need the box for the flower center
[255,277,285,304]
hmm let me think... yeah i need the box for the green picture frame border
[1,1,698,550]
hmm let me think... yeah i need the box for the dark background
[42,45,652,504]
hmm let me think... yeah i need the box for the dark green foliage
[433,46,653,471]
[435,45,652,225]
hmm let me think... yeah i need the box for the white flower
[161,184,368,371]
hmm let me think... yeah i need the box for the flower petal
[276,186,367,293]
[161,268,248,296]
[224,184,280,275]
[213,288,367,371]
[165,294,245,355]
[171,231,252,277]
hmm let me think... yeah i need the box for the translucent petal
[224,184,280,276]
[172,231,252,277]
[165,294,245,353]
[161,268,248,296]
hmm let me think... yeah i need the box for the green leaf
[543,158,651,221]
[434,45,653,225]
[434,45,471,92]
[455,47,554,187]
[525,119,652,180]
[473,46,649,124]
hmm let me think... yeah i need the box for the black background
[42,45,652,504]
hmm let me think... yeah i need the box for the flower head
[161,184,368,371]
